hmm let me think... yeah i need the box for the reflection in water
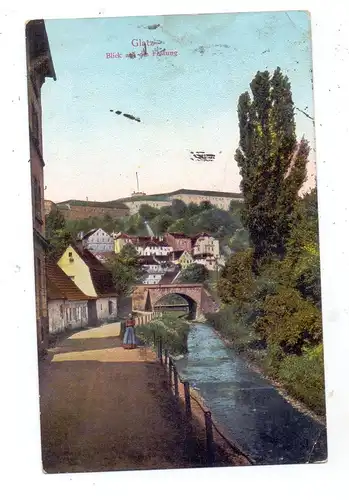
[175,323,327,465]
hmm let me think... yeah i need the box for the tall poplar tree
[235,67,310,266]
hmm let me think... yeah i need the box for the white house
[142,273,164,285]
[192,233,220,258]
[46,259,92,337]
[136,240,173,257]
[194,254,226,272]
[80,228,114,253]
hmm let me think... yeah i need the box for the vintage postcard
[26,10,327,474]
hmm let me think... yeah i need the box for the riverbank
[176,322,327,465]
[136,315,252,466]
[206,322,326,426]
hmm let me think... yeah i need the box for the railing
[153,339,255,466]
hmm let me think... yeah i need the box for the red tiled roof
[114,232,135,240]
[166,232,191,239]
[192,232,212,243]
[46,260,92,301]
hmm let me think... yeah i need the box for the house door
[87,300,98,327]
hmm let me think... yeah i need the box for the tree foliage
[217,249,255,305]
[45,207,66,239]
[105,243,144,296]
[138,204,159,221]
[235,67,310,265]
[178,263,209,284]
[207,70,323,414]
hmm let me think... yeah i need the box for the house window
[60,305,64,318]
[108,300,113,314]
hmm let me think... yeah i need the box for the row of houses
[78,228,225,285]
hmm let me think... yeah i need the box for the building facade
[57,244,118,325]
[164,232,192,252]
[56,200,129,220]
[123,199,171,215]
[46,260,91,337]
[26,20,56,355]
[167,189,244,211]
[192,233,220,258]
[81,228,114,253]
[115,189,243,214]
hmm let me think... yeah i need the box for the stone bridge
[132,283,218,319]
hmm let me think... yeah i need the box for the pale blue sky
[42,11,316,202]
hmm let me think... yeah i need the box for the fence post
[184,381,192,420]
[173,365,179,399]
[204,411,215,466]
[168,357,173,389]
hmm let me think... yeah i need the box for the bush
[254,285,322,354]
[277,344,326,415]
[136,313,189,356]
[263,343,286,378]
[206,305,257,351]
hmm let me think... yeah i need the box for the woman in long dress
[123,314,137,349]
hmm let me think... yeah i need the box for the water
[175,323,327,465]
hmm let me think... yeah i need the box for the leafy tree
[192,208,240,237]
[254,285,322,354]
[151,214,174,235]
[171,199,187,219]
[105,243,144,296]
[47,229,75,260]
[158,205,173,217]
[229,228,251,252]
[45,207,66,239]
[167,217,194,235]
[124,214,147,235]
[217,249,255,305]
[199,200,213,211]
[229,199,243,214]
[139,204,159,221]
[178,263,209,283]
[186,202,202,218]
[235,67,310,266]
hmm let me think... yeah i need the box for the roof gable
[68,244,117,297]
[46,259,92,301]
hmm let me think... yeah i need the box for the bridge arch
[132,284,204,319]
[153,292,197,319]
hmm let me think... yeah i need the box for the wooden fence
[152,336,255,466]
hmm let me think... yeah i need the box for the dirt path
[39,323,205,473]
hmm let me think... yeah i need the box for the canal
[175,322,327,465]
